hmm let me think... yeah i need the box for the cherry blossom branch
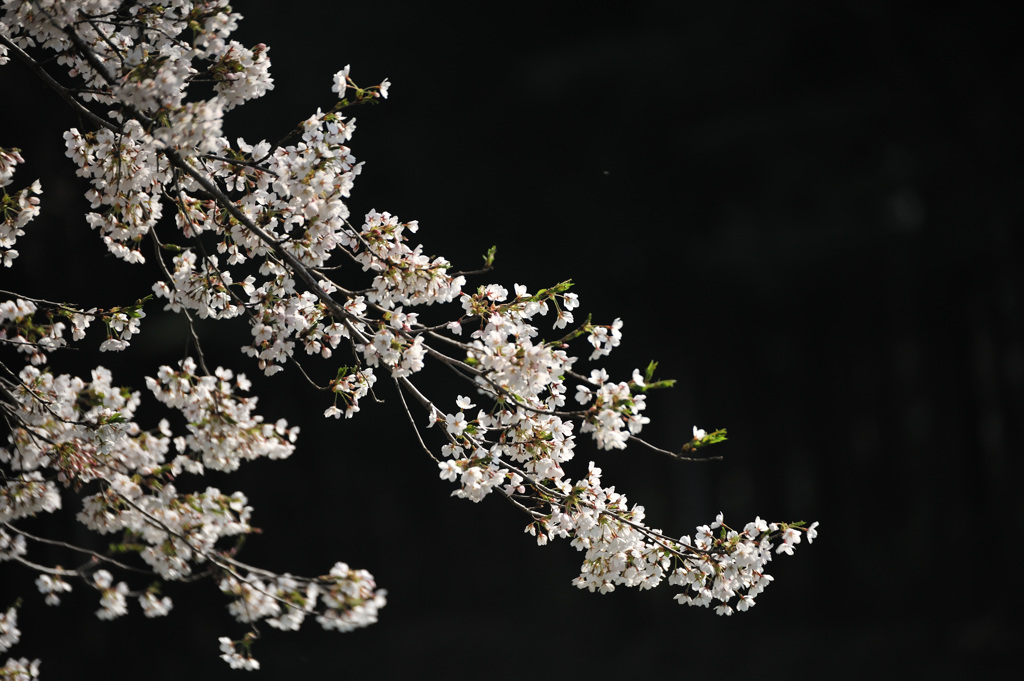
[0,33,115,133]
[4,523,152,575]
[0,2,816,672]
[626,434,724,463]
[161,149,354,321]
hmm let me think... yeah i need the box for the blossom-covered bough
[0,1,817,674]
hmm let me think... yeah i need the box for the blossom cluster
[0,0,815,674]
[0,295,149,363]
[0,349,387,668]
[0,657,38,681]
[0,606,20,654]
[63,122,166,264]
[0,147,42,267]
[145,359,298,472]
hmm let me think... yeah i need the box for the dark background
[2,1,1021,678]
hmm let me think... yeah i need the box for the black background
[2,1,1021,678]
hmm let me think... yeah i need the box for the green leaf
[644,361,659,383]
[483,245,497,267]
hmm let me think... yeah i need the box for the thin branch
[10,555,82,577]
[195,153,279,176]
[4,522,153,575]
[150,230,211,373]
[0,289,83,312]
[626,435,724,463]
[393,378,439,463]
